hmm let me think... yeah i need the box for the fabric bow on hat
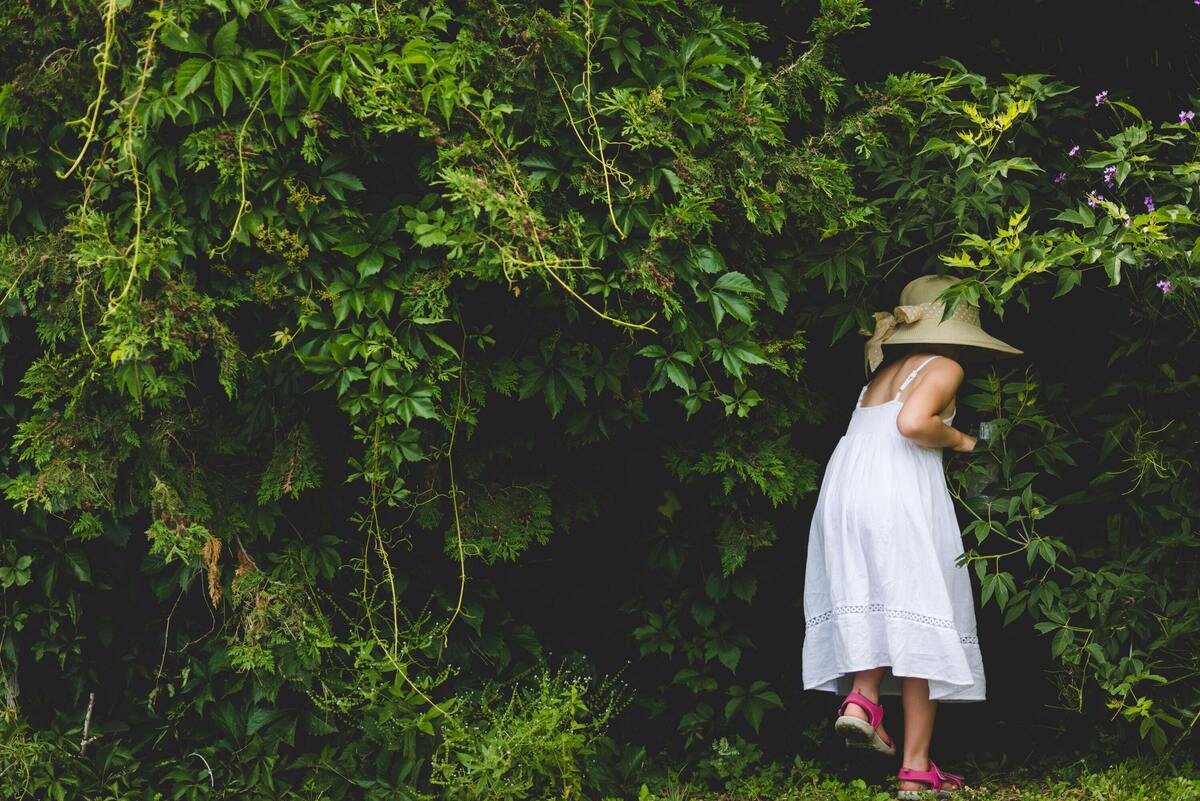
[861,303,936,373]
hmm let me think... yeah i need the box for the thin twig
[79,692,99,754]
[188,752,215,788]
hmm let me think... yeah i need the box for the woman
[801,274,1022,799]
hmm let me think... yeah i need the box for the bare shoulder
[900,352,963,389]
[928,355,964,378]
[921,355,964,391]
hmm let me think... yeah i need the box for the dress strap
[893,355,941,401]
[855,385,868,409]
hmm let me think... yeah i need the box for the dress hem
[801,613,986,702]
[803,666,986,703]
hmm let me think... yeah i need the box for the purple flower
[1144,194,1155,212]
[1054,171,1067,183]
[1068,144,1081,157]
[1086,192,1105,208]
[1095,90,1109,106]
[1180,110,1196,124]
[1123,215,1132,227]
[1156,279,1173,294]
[1103,165,1117,187]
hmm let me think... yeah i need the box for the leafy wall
[1,0,1198,798]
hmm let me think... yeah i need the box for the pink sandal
[896,761,965,799]
[833,690,896,756]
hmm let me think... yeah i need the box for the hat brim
[881,318,1023,357]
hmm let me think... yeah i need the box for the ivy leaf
[995,572,1012,609]
[708,293,726,327]
[357,250,384,278]
[711,291,753,326]
[993,156,1042,177]
[716,643,741,673]
[1080,153,1121,169]
[689,245,726,274]
[1052,207,1092,227]
[161,22,208,55]
[213,62,234,113]
[1104,249,1136,286]
[1109,100,1144,121]
[830,311,860,344]
[1053,268,1082,298]
[761,268,788,313]
[390,377,438,424]
[395,427,425,463]
[664,360,693,391]
[520,154,559,187]
[980,572,996,606]
[65,550,91,583]
[212,19,240,58]
[540,377,564,417]
[322,171,366,200]
[713,271,762,295]
[246,706,275,737]
[559,367,587,406]
[174,58,212,98]
[731,571,757,602]
[269,67,290,118]
[1051,627,1074,658]
[660,167,680,194]
[743,703,767,732]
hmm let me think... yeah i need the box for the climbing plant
[0,0,906,797]
[1,0,1199,798]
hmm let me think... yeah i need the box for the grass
[634,754,1200,801]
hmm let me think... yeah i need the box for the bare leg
[841,667,892,746]
[899,676,936,791]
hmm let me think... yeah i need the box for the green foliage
[1,0,1199,797]
[0,0,889,796]
[431,666,628,801]
[636,754,1200,801]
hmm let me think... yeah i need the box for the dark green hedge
[1,1,1197,798]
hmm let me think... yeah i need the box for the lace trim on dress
[805,603,979,646]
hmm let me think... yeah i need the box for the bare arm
[895,359,976,452]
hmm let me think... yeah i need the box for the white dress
[801,355,985,702]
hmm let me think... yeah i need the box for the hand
[951,430,977,453]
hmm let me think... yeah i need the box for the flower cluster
[1095,89,1109,106]
[1144,195,1155,212]
[1181,110,1196,124]
[1086,192,1105,208]
[1054,171,1066,184]
[1068,144,1080,157]
[1156,279,1173,295]
[1103,165,1117,187]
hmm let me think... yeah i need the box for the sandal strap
[897,765,939,790]
[897,761,965,792]
[837,690,884,730]
[836,690,894,749]
[932,761,965,790]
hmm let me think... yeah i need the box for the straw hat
[861,274,1022,373]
